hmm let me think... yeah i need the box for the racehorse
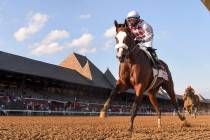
[99,20,186,131]
[183,86,200,118]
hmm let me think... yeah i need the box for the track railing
[1,109,210,116]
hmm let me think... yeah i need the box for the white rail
[1,109,210,116]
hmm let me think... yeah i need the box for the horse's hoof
[181,120,191,127]
[99,111,107,118]
[128,127,133,132]
[180,115,186,121]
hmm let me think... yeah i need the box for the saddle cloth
[153,69,168,81]
[139,47,169,81]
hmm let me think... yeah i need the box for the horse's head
[114,20,135,62]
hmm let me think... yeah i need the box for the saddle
[139,47,156,66]
[139,46,168,81]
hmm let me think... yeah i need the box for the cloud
[66,33,96,55]
[30,29,69,56]
[67,33,93,47]
[14,13,49,42]
[79,14,91,19]
[31,42,63,56]
[104,26,115,38]
[79,47,96,55]
[43,30,69,44]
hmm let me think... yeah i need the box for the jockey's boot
[147,47,161,69]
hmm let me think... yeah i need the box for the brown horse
[183,86,200,118]
[99,20,186,131]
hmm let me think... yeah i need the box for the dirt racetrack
[0,115,210,140]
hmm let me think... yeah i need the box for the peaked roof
[104,68,116,88]
[60,52,113,89]
[197,94,210,103]
[198,94,205,101]
[74,53,88,67]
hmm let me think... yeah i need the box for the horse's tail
[159,59,173,83]
[194,94,200,107]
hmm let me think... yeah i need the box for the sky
[0,0,210,98]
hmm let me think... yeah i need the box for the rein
[124,32,138,61]
[123,38,159,93]
[124,44,138,60]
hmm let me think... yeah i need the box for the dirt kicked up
[0,115,210,140]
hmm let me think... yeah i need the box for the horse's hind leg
[162,82,186,121]
[147,88,161,128]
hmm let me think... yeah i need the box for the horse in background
[183,86,200,118]
[100,20,186,132]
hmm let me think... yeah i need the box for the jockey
[186,85,195,94]
[126,10,160,67]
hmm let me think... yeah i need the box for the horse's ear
[114,20,118,27]
[124,19,128,27]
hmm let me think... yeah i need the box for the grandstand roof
[176,94,183,100]
[197,94,210,103]
[198,94,205,101]
[2,51,207,102]
[0,51,97,87]
[59,52,113,89]
[206,99,210,103]
[104,68,116,88]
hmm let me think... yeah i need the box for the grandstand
[0,51,209,115]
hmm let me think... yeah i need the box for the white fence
[1,109,210,116]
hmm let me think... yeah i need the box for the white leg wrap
[158,118,161,128]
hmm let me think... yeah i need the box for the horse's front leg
[194,107,197,119]
[100,83,125,118]
[129,84,144,132]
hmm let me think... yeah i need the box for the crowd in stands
[0,87,178,116]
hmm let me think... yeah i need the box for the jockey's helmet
[127,10,140,19]
[126,10,140,26]
[187,85,192,89]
